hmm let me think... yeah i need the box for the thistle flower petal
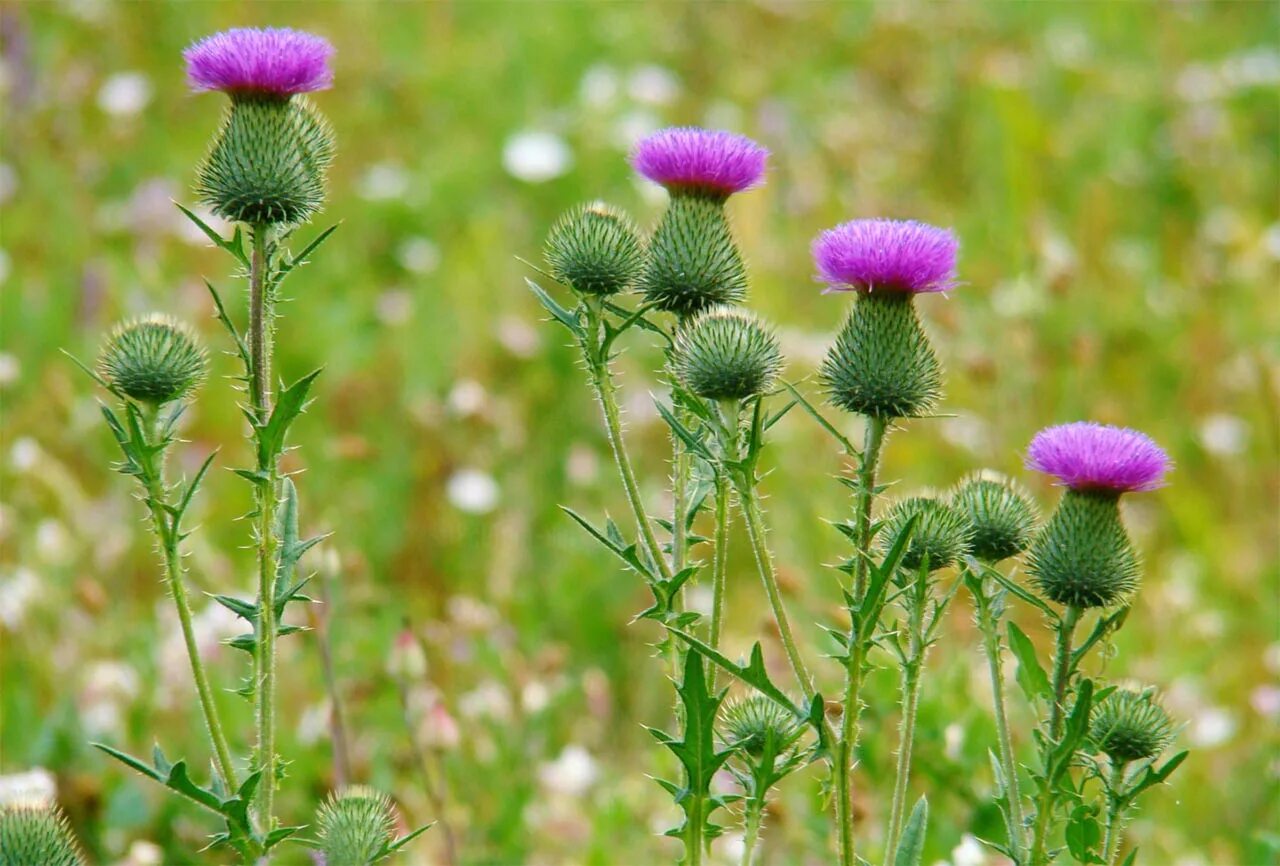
[813,219,958,294]
[184,27,334,97]
[631,127,768,197]
[1026,422,1171,494]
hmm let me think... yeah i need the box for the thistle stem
[972,578,1025,859]
[1030,604,1082,864]
[740,800,763,866]
[708,469,731,689]
[884,605,925,866]
[1102,761,1128,866]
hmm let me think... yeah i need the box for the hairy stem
[851,416,887,599]
[1102,762,1128,866]
[973,579,1025,859]
[708,469,731,689]
[884,661,923,865]
[740,800,763,866]
[1030,604,1082,864]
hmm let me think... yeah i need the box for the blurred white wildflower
[447,380,489,417]
[387,629,428,680]
[628,65,680,105]
[687,585,713,617]
[579,64,620,107]
[1263,223,1280,259]
[119,840,165,866]
[1197,413,1248,456]
[0,768,55,806]
[358,162,411,201]
[97,71,152,116]
[459,679,512,721]
[940,416,990,455]
[1264,642,1280,675]
[1251,685,1280,719]
[990,275,1045,318]
[565,443,598,486]
[1190,706,1237,748]
[0,568,40,629]
[375,289,414,326]
[397,236,441,274]
[80,660,141,736]
[296,699,332,746]
[495,315,540,358]
[503,131,572,183]
[448,595,499,631]
[0,163,16,205]
[35,519,72,565]
[1044,22,1091,68]
[447,468,500,514]
[409,688,460,750]
[941,834,988,866]
[0,249,9,287]
[612,108,661,151]
[522,679,551,714]
[175,205,233,246]
[538,745,598,796]
[944,722,965,761]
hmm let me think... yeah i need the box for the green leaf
[272,223,339,291]
[1072,606,1130,666]
[379,822,435,859]
[525,277,582,335]
[258,368,323,466]
[893,796,929,866]
[205,280,251,367]
[654,398,711,460]
[1007,622,1052,702]
[1065,804,1103,863]
[176,203,248,265]
[781,381,858,456]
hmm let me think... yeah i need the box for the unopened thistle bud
[632,127,768,317]
[316,785,396,866]
[1090,689,1174,764]
[815,219,957,419]
[673,308,783,402]
[878,496,973,573]
[949,473,1037,563]
[97,315,207,405]
[0,803,85,866]
[544,202,644,296]
[186,28,336,226]
[720,695,801,758]
[1024,423,1170,609]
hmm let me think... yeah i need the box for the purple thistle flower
[812,219,959,294]
[184,27,334,97]
[1026,422,1171,494]
[631,127,768,197]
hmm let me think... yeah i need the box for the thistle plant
[68,27,426,863]
[528,126,1185,866]
[0,803,85,866]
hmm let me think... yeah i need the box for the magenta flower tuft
[812,219,959,294]
[631,127,768,197]
[184,27,334,97]
[1026,422,1171,494]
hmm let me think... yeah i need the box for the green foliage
[0,803,84,866]
[544,202,645,296]
[893,796,929,866]
[641,194,747,316]
[1027,490,1140,609]
[1089,689,1175,764]
[820,293,942,419]
[950,474,1038,563]
[96,315,207,405]
[197,97,334,226]
[672,307,784,402]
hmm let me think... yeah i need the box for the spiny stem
[740,800,763,866]
[972,578,1025,859]
[685,795,704,866]
[1102,761,1128,865]
[884,648,923,864]
[708,469,731,690]
[1030,604,1082,864]
[852,416,887,599]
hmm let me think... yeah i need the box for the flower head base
[316,785,396,866]
[674,308,783,402]
[877,496,973,573]
[640,194,749,317]
[1027,422,1171,494]
[184,28,334,98]
[0,803,85,866]
[720,695,801,758]
[813,219,958,294]
[544,202,645,296]
[949,473,1038,562]
[97,314,207,405]
[632,127,768,198]
[1090,689,1175,764]
[1027,489,1140,609]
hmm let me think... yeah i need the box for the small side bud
[97,314,207,405]
[820,293,942,419]
[1026,489,1139,609]
[720,695,801,758]
[949,473,1038,563]
[196,96,335,226]
[878,496,973,573]
[316,785,396,866]
[543,202,644,296]
[673,307,783,402]
[1089,689,1174,764]
[640,195,748,317]
[0,803,85,866]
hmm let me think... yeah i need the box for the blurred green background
[2,2,1277,864]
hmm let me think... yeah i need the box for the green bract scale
[0,804,84,866]
[196,96,334,226]
[1026,489,1139,609]
[1090,689,1174,764]
[878,496,973,573]
[641,194,748,317]
[821,293,942,419]
[316,785,396,866]
[721,695,801,758]
[544,202,645,296]
[949,474,1038,562]
[97,314,207,405]
[673,307,783,402]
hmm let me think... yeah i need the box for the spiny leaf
[258,368,322,465]
[525,277,582,335]
[893,796,929,866]
[1007,622,1051,702]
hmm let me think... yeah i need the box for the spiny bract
[316,785,396,866]
[720,695,801,758]
[1026,489,1140,609]
[640,195,748,317]
[878,496,973,573]
[544,202,644,296]
[97,314,207,405]
[197,96,335,226]
[673,307,783,402]
[821,292,942,419]
[1090,688,1175,763]
[949,473,1038,562]
[0,803,84,866]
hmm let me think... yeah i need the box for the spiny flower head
[1026,489,1140,609]
[673,307,783,402]
[1090,689,1175,764]
[720,695,801,757]
[316,785,396,866]
[184,27,334,98]
[97,314,207,405]
[0,803,85,866]
[878,496,973,573]
[544,202,645,296]
[631,127,768,198]
[1026,422,1171,494]
[949,472,1038,562]
[813,219,958,294]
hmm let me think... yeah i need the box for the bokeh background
[2,2,1277,864]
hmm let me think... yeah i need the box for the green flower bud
[97,314,207,405]
[196,96,334,226]
[1090,689,1174,764]
[640,194,747,317]
[544,202,645,296]
[949,473,1038,563]
[878,496,973,573]
[820,293,942,419]
[0,804,85,866]
[720,695,801,758]
[673,308,783,402]
[1026,489,1139,609]
[316,785,396,866]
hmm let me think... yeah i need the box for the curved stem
[709,469,731,689]
[1030,604,1082,864]
[1102,762,1128,865]
[973,579,1025,859]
